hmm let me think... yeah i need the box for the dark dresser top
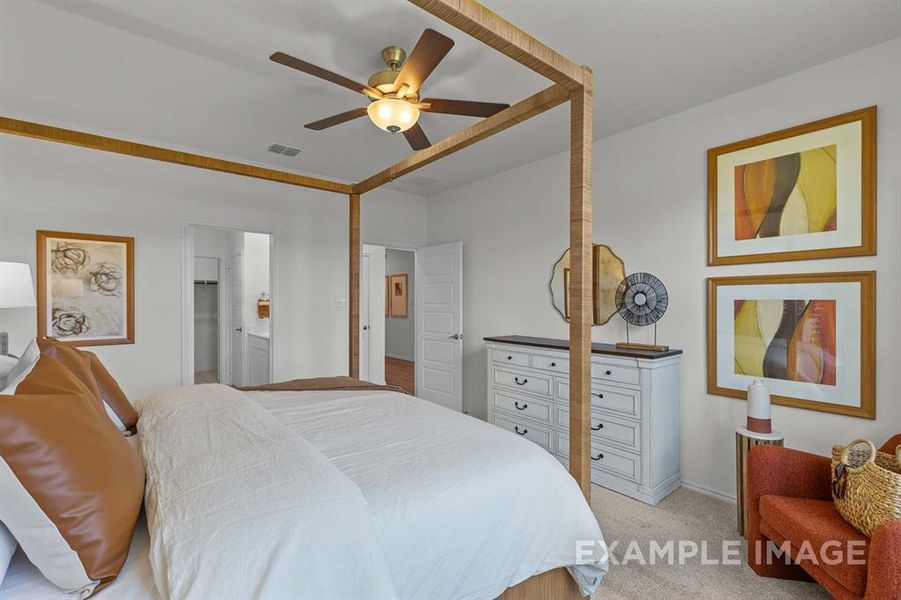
[483,335,682,360]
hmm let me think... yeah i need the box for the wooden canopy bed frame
[0,1,593,597]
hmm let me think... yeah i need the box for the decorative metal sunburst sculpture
[615,272,669,327]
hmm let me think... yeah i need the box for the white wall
[0,133,427,400]
[427,38,901,499]
[385,249,415,361]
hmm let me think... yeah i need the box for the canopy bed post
[568,67,594,500]
[349,192,361,378]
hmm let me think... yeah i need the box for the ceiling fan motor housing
[369,46,407,93]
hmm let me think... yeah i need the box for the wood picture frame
[385,275,390,317]
[389,273,408,318]
[707,106,876,265]
[707,271,875,419]
[36,230,135,346]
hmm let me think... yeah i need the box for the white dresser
[485,335,682,505]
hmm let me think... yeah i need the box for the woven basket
[831,438,901,537]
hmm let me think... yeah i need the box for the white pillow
[0,355,18,390]
[0,521,15,586]
[0,340,39,395]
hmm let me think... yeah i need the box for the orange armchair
[748,434,901,599]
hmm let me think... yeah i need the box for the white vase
[747,379,772,434]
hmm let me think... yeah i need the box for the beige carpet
[590,485,830,599]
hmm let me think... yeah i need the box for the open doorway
[385,248,415,394]
[187,225,273,386]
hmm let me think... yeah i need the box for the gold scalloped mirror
[550,244,625,325]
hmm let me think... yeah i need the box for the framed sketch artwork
[707,272,875,419]
[707,107,876,265]
[36,230,135,346]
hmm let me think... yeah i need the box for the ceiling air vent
[267,143,301,157]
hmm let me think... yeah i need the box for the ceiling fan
[270,29,510,151]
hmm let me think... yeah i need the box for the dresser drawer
[555,406,640,452]
[591,362,640,387]
[493,391,552,425]
[493,349,530,367]
[556,381,641,419]
[530,354,569,374]
[493,415,552,451]
[556,434,641,483]
[494,368,552,398]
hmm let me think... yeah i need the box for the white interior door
[359,253,371,381]
[361,244,386,383]
[416,242,462,411]
[228,254,244,387]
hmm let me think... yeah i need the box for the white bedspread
[250,388,608,599]
[3,384,608,599]
[138,384,398,600]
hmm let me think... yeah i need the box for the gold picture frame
[707,271,875,419]
[707,107,876,265]
[36,230,135,346]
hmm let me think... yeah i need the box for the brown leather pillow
[37,338,138,434]
[16,349,104,415]
[0,356,144,596]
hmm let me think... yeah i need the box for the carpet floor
[590,485,830,599]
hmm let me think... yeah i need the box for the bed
[1,382,608,599]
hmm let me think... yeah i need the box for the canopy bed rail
[0,1,595,597]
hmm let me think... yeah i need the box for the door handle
[362,325,369,331]
[235,327,243,332]
[448,333,462,340]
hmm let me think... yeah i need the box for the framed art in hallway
[36,230,135,346]
[707,272,875,419]
[389,273,408,318]
[707,106,876,265]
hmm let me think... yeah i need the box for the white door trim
[181,220,277,386]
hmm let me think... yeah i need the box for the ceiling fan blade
[270,52,379,98]
[420,98,510,118]
[403,123,431,151]
[394,29,454,94]
[304,107,369,131]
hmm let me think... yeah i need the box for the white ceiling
[1,0,899,196]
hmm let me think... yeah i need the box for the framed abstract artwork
[389,273,408,318]
[707,107,876,265]
[36,230,135,346]
[707,272,875,419]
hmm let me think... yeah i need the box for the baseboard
[681,480,736,504]
[385,353,414,362]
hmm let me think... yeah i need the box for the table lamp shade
[0,262,37,308]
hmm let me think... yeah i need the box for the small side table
[736,427,784,538]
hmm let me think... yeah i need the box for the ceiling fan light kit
[269,29,509,151]
[367,98,420,133]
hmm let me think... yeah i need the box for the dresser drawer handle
[514,426,528,436]
[514,401,528,411]
[591,452,604,461]
[514,377,528,385]
[550,362,557,367]
[604,370,613,376]
[507,355,513,360]
[591,423,604,431]
[595,392,604,399]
